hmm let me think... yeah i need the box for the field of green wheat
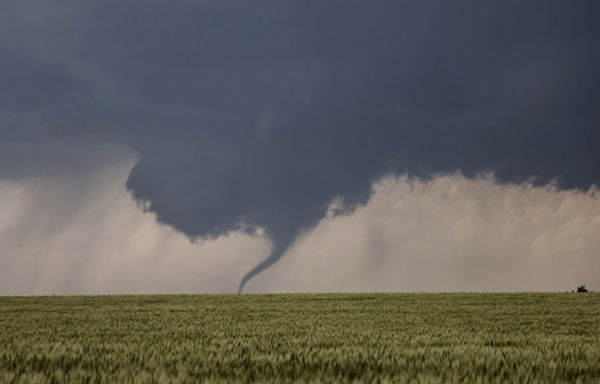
[1,293,599,383]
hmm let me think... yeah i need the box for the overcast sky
[1,2,599,294]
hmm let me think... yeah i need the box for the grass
[1,293,599,383]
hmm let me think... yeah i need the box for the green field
[1,294,599,383]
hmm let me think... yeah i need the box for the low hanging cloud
[1,2,600,292]
[1,143,598,294]
[0,141,267,295]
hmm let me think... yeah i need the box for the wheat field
[1,293,599,383]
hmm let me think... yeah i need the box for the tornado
[238,229,297,293]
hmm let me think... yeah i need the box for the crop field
[1,294,599,383]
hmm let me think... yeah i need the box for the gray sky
[1,2,599,293]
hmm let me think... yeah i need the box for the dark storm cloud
[0,44,87,141]
[1,1,599,289]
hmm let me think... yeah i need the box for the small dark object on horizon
[577,285,588,293]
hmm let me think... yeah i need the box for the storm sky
[1,1,599,294]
